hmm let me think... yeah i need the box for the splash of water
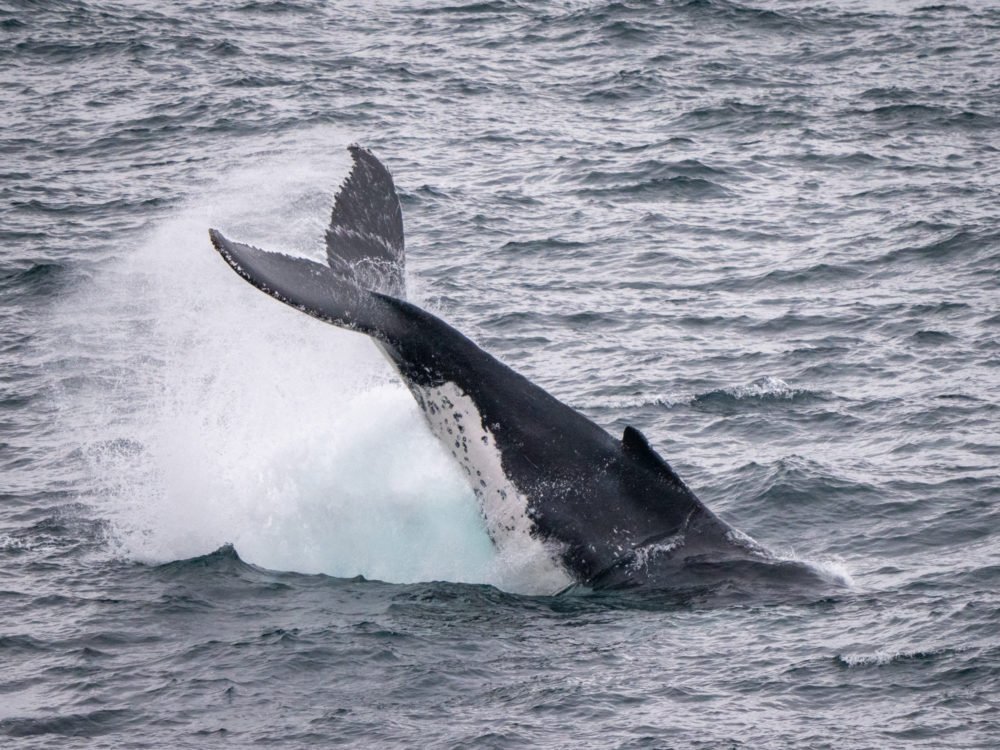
[67,139,561,593]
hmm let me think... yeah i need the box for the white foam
[837,648,933,668]
[628,533,686,573]
[63,138,562,594]
[728,375,798,400]
[801,556,855,588]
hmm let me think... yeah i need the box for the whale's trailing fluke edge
[209,145,778,591]
[325,144,405,298]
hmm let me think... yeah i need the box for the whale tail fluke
[208,146,407,336]
[208,228,383,336]
[325,145,406,299]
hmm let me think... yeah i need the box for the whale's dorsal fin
[622,425,687,490]
[326,145,406,298]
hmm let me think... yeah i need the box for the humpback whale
[209,146,776,591]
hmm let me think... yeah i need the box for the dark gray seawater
[3,0,999,747]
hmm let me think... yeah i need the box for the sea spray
[72,147,531,588]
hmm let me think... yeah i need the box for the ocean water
[2,0,999,747]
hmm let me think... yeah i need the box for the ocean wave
[670,100,804,133]
[499,237,590,256]
[1,708,136,739]
[692,376,821,407]
[0,262,65,296]
[578,175,729,201]
[711,261,865,292]
[835,647,958,669]
[910,329,958,345]
[0,634,47,654]
[581,68,665,102]
[12,38,153,64]
[577,376,823,414]
[860,86,921,101]
[862,103,998,130]
[405,1,519,16]
[582,158,729,185]
[236,1,316,13]
[721,455,883,535]
[879,229,991,266]
[153,542,253,576]
[587,393,677,411]
[678,0,813,31]
[571,154,732,201]
[597,19,661,46]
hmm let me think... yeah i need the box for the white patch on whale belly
[409,381,572,593]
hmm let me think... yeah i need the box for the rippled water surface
[2,1,999,747]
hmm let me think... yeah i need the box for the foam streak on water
[2,1,999,747]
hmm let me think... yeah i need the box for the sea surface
[2,0,999,747]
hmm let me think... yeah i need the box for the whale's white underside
[407,379,573,592]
